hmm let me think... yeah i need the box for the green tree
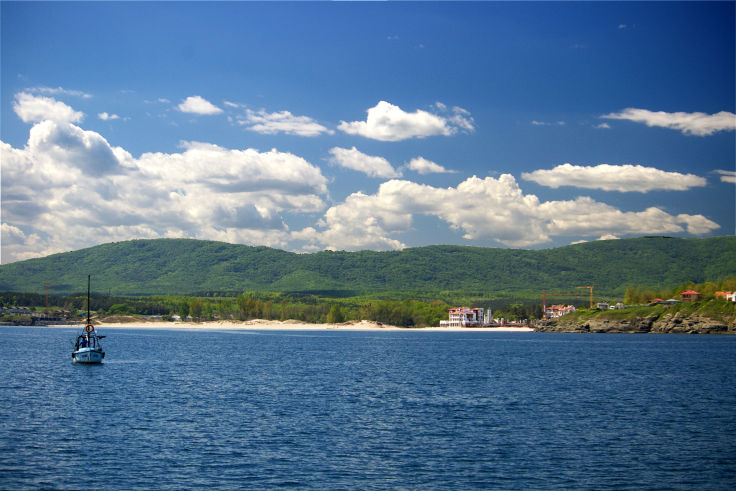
[202,302,214,321]
[718,277,736,292]
[219,298,234,320]
[108,303,133,315]
[624,286,638,305]
[236,294,253,320]
[254,299,263,319]
[327,304,345,323]
[178,299,190,320]
[359,302,375,321]
[641,288,658,303]
[189,299,203,321]
[699,281,717,299]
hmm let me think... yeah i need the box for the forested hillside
[0,236,734,297]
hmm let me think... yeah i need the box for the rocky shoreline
[538,311,736,334]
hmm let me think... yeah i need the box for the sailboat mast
[87,275,91,324]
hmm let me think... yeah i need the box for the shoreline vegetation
[5,278,735,330]
[3,282,735,334]
[102,296,736,334]
[9,298,735,335]
[19,317,534,332]
[3,297,735,334]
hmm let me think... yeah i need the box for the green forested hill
[0,236,734,297]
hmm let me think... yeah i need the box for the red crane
[541,286,594,320]
[576,285,594,309]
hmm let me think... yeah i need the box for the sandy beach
[50,318,534,332]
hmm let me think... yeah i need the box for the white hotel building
[440,307,489,327]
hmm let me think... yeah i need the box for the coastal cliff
[537,303,736,334]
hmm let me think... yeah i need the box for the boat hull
[72,348,104,364]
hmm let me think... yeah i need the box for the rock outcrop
[649,313,732,334]
[538,311,735,334]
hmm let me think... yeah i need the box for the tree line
[623,277,736,305]
[0,289,548,327]
[171,295,451,327]
[7,277,732,327]
[0,291,452,327]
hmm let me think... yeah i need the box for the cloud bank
[296,175,719,251]
[522,163,707,192]
[1,96,329,262]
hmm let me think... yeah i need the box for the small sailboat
[72,275,105,364]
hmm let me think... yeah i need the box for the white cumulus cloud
[337,101,474,141]
[177,95,223,115]
[26,120,129,177]
[137,141,328,196]
[521,163,707,192]
[13,92,84,124]
[406,156,455,174]
[239,109,333,137]
[602,108,736,136]
[328,147,402,179]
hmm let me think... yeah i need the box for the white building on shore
[440,307,485,327]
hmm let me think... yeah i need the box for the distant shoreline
[14,319,534,332]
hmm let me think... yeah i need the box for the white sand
[53,318,533,332]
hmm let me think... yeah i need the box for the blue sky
[1,1,734,263]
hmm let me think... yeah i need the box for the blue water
[1,327,735,489]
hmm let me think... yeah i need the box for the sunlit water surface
[1,327,735,489]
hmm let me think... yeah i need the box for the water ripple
[1,328,735,489]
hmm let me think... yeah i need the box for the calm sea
[1,327,734,489]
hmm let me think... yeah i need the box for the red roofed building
[716,291,736,302]
[680,290,700,302]
[544,304,576,319]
